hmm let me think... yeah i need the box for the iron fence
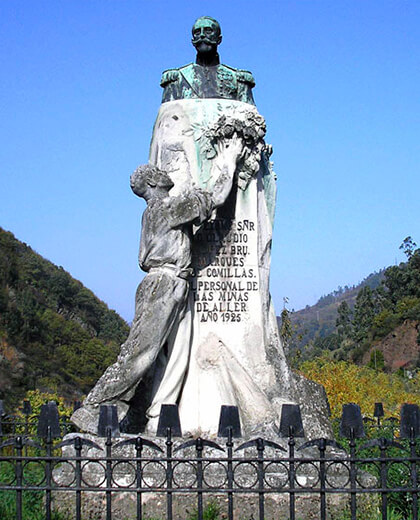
[0,400,418,520]
[0,427,418,520]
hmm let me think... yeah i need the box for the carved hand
[216,133,245,169]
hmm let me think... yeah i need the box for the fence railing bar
[226,427,234,520]
[409,430,418,520]
[288,427,296,520]
[256,438,265,520]
[135,437,143,520]
[45,426,53,520]
[15,436,23,520]
[165,428,173,520]
[196,438,204,520]
[349,429,357,520]
[75,436,82,520]
[105,428,113,520]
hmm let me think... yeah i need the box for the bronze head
[191,17,222,64]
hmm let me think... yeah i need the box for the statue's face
[191,17,222,55]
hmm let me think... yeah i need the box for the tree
[368,349,385,371]
[279,297,293,346]
[352,286,376,343]
[336,301,352,341]
[399,236,417,259]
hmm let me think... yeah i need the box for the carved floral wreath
[185,110,270,190]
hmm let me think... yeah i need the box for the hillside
[283,270,385,357]
[281,238,420,371]
[0,228,129,408]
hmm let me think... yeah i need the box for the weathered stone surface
[146,98,331,439]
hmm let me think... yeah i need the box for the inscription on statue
[192,218,258,323]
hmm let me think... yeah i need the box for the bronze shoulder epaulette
[237,69,255,87]
[220,64,237,73]
[160,69,180,87]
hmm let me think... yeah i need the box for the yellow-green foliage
[16,389,73,422]
[299,357,420,418]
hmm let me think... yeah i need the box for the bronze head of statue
[191,16,222,66]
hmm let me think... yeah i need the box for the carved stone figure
[72,137,245,434]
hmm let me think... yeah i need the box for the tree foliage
[0,228,130,408]
[291,239,420,369]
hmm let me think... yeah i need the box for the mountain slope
[0,228,129,408]
[283,271,385,355]
[281,241,420,371]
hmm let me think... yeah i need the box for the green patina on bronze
[161,17,255,105]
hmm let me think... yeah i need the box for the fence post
[15,435,23,520]
[379,437,388,520]
[409,429,418,520]
[218,405,241,520]
[280,404,304,520]
[349,428,357,520]
[256,437,265,520]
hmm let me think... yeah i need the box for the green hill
[281,237,420,370]
[282,270,385,357]
[0,228,129,409]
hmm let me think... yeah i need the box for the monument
[72,16,331,439]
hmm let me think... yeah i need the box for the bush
[298,357,420,418]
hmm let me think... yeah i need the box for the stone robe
[72,188,213,433]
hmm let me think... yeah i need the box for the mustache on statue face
[191,36,215,46]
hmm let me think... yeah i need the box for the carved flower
[223,124,235,138]
[243,126,257,144]
[233,120,244,132]
[257,126,266,138]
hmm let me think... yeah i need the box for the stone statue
[72,16,332,439]
[161,16,255,105]
[72,138,245,434]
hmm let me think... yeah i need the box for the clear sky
[1,1,419,321]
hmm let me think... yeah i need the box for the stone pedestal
[148,99,331,438]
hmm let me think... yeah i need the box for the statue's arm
[211,133,245,207]
[160,69,180,87]
[163,190,214,229]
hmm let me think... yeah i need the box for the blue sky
[1,1,419,321]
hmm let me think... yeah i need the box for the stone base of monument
[52,433,377,520]
[52,492,379,520]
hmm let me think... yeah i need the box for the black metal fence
[0,401,418,520]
